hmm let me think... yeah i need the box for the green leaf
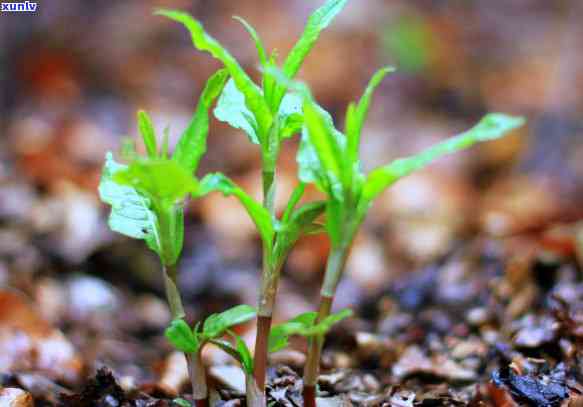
[290,201,327,229]
[155,201,185,266]
[361,113,526,203]
[199,173,274,249]
[156,9,273,140]
[113,158,199,203]
[137,110,157,158]
[271,0,348,108]
[98,152,161,255]
[280,113,304,140]
[267,310,351,353]
[233,16,267,67]
[300,101,346,200]
[325,198,346,248]
[263,51,279,111]
[202,304,256,339]
[278,92,304,140]
[278,92,303,119]
[99,153,191,265]
[173,398,192,407]
[346,66,395,165]
[210,333,254,375]
[282,183,306,223]
[268,312,317,353]
[273,200,326,267]
[214,80,302,144]
[173,68,229,172]
[230,330,254,374]
[304,102,343,180]
[310,308,353,336]
[165,319,199,353]
[202,313,221,338]
[217,304,257,328]
[210,338,242,363]
[283,0,348,79]
[214,79,260,144]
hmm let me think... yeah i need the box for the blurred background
[1,0,583,403]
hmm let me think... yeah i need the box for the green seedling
[98,2,525,406]
[155,0,348,392]
[199,308,351,406]
[268,308,353,354]
[273,68,526,406]
[99,68,229,406]
[165,305,256,406]
[173,399,193,407]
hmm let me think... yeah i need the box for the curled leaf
[98,153,161,255]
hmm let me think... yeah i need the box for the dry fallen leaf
[0,289,82,383]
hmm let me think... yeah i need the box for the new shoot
[166,305,256,407]
[156,0,349,392]
[99,69,229,406]
[280,68,526,406]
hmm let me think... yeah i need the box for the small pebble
[0,388,34,407]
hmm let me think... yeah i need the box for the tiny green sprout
[268,309,353,354]
[165,305,256,407]
[210,331,265,406]
[99,68,229,407]
[156,0,347,392]
[173,398,193,407]
[271,67,526,406]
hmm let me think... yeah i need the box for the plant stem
[163,264,185,320]
[262,169,276,216]
[302,246,350,407]
[187,352,208,407]
[163,264,209,407]
[302,295,333,407]
[253,314,271,391]
[246,372,266,407]
[253,249,280,391]
[253,142,280,393]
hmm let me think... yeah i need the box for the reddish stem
[253,315,272,390]
[303,295,334,407]
[303,385,317,407]
[194,399,208,407]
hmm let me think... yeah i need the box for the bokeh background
[1,0,583,403]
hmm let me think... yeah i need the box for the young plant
[206,308,352,406]
[155,0,348,392]
[165,304,256,406]
[277,68,526,406]
[195,174,325,401]
[268,308,352,355]
[98,68,229,406]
